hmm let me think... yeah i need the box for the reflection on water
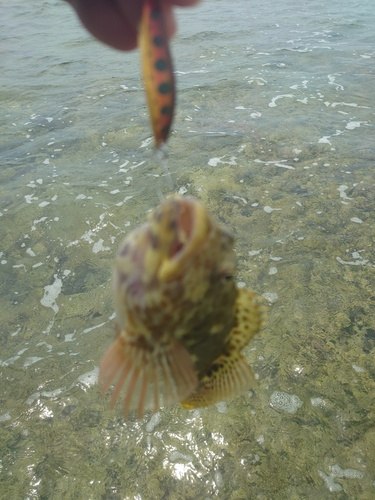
[1,0,375,498]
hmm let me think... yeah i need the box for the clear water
[1,0,375,498]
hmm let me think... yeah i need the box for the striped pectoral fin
[99,332,198,419]
[139,0,175,147]
[180,349,256,410]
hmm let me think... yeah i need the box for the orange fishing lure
[139,0,175,148]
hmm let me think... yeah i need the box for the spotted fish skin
[99,196,265,418]
[139,0,175,147]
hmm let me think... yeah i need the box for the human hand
[64,0,201,51]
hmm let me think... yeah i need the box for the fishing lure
[139,0,175,148]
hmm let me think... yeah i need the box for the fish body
[139,0,175,147]
[99,196,265,418]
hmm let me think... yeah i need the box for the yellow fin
[180,288,266,410]
[180,350,256,409]
[229,288,267,351]
[99,333,198,419]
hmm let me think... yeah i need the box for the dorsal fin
[229,288,267,351]
[99,332,198,419]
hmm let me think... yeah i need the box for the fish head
[114,195,237,332]
[148,195,236,286]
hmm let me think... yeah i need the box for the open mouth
[167,199,194,259]
[157,197,209,281]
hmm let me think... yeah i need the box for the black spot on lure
[139,0,175,148]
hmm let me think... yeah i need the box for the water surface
[1,0,375,498]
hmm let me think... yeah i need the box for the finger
[66,0,139,50]
[171,0,202,6]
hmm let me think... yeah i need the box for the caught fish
[139,0,175,148]
[99,196,265,418]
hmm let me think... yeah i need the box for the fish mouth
[152,196,209,281]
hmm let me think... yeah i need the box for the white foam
[232,196,247,204]
[270,391,303,413]
[82,322,106,334]
[130,161,145,170]
[336,256,368,266]
[11,326,21,337]
[318,470,342,492]
[311,397,326,407]
[350,217,363,224]
[146,412,161,432]
[275,163,294,169]
[41,388,64,398]
[169,451,193,463]
[116,195,133,207]
[319,464,363,492]
[38,201,50,208]
[318,136,331,144]
[13,264,26,271]
[328,74,344,91]
[268,94,294,107]
[216,401,228,413]
[330,464,363,479]
[331,102,369,109]
[1,356,20,366]
[40,275,62,313]
[26,392,40,405]
[23,357,43,367]
[140,137,153,148]
[214,471,224,488]
[92,239,110,253]
[337,185,352,200]
[77,367,99,388]
[264,206,281,213]
[25,194,38,204]
[352,364,365,372]
[346,121,363,130]
[34,216,47,225]
[208,157,222,167]
[269,267,278,275]
[262,292,278,303]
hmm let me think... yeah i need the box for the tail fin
[99,334,198,419]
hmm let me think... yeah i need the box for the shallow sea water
[1,0,375,498]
